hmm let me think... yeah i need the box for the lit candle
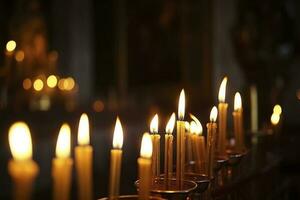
[185,121,193,168]
[233,92,245,152]
[250,85,258,132]
[109,117,124,199]
[164,113,175,184]
[217,77,228,156]
[150,114,160,177]
[75,113,93,200]
[176,89,186,186]
[8,122,39,200]
[52,124,73,200]
[190,114,205,174]
[138,133,153,200]
[207,107,218,179]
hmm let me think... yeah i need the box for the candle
[75,113,93,200]
[150,114,160,177]
[217,77,228,157]
[185,121,193,168]
[164,113,175,184]
[176,89,186,186]
[109,117,124,199]
[250,85,258,132]
[52,124,73,200]
[138,133,153,200]
[8,122,39,200]
[233,92,245,152]
[190,114,205,174]
[206,107,218,179]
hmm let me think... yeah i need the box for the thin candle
[190,114,205,174]
[176,89,186,187]
[207,107,218,179]
[164,113,175,185]
[250,85,258,132]
[75,113,93,200]
[52,124,73,200]
[138,133,153,200]
[8,122,39,200]
[233,92,245,152]
[185,121,193,168]
[109,117,124,199]
[150,114,160,177]
[217,77,228,157]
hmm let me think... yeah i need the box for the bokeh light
[47,75,58,88]
[33,79,44,91]
[6,40,16,52]
[23,78,32,90]
[92,100,104,112]
[15,50,25,62]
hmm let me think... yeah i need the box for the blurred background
[0,0,300,199]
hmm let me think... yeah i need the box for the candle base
[99,195,165,200]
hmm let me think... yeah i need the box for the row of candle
[7,76,281,200]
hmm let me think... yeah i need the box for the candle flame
[178,89,185,120]
[189,114,203,135]
[190,121,197,134]
[218,77,227,102]
[210,106,218,122]
[8,122,32,161]
[165,113,176,134]
[273,104,282,115]
[6,40,16,52]
[140,132,153,158]
[113,117,123,149]
[56,123,71,159]
[78,113,90,145]
[150,114,158,134]
[234,92,242,110]
[271,113,280,125]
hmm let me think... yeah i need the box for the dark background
[0,0,300,199]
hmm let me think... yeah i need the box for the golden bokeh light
[47,75,58,88]
[6,40,16,52]
[15,50,25,62]
[8,122,32,161]
[33,79,44,91]
[271,113,280,126]
[23,78,32,90]
[273,104,282,115]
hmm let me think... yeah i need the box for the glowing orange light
[15,50,25,62]
[113,117,123,149]
[234,92,242,111]
[165,113,176,134]
[6,40,16,52]
[92,100,104,112]
[140,133,152,158]
[210,106,218,122]
[178,89,185,120]
[23,78,32,90]
[78,113,90,145]
[189,114,203,135]
[56,124,71,159]
[47,75,58,88]
[218,77,227,103]
[33,79,44,91]
[150,114,158,134]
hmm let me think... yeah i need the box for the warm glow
[15,50,25,62]
[150,114,158,134]
[165,113,176,134]
[23,78,32,90]
[273,104,282,115]
[178,89,185,120]
[218,77,228,102]
[210,106,218,122]
[189,114,203,135]
[185,121,190,131]
[6,40,16,52]
[47,75,58,88]
[140,132,153,158]
[56,124,71,159]
[58,79,65,90]
[234,92,242,111]
[271,113,280,125]
[113,117,123,149]
[64,77,75,91]
[33,79,44,91]
[8,122,32,161]
[78,113,90,145]
[190,121,197,134]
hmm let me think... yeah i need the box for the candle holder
[99,195,166,200]
[135,178,197,200]
[226,149,246,166]
[214,155,228,172]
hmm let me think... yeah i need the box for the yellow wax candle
[109,117,124,199]
[75,113,93,200]
[217,77,228,157]
[138,133,153,200]
[206,107,218,179]
[233,92,244,152]
[185,122,193,167]
[176,89,186,186]
[52,124,73,200]
[8,122,39,200]
[250,85,258,132]
[164,113,175,184]
[150,114,160,177]
[190,114,205,174]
